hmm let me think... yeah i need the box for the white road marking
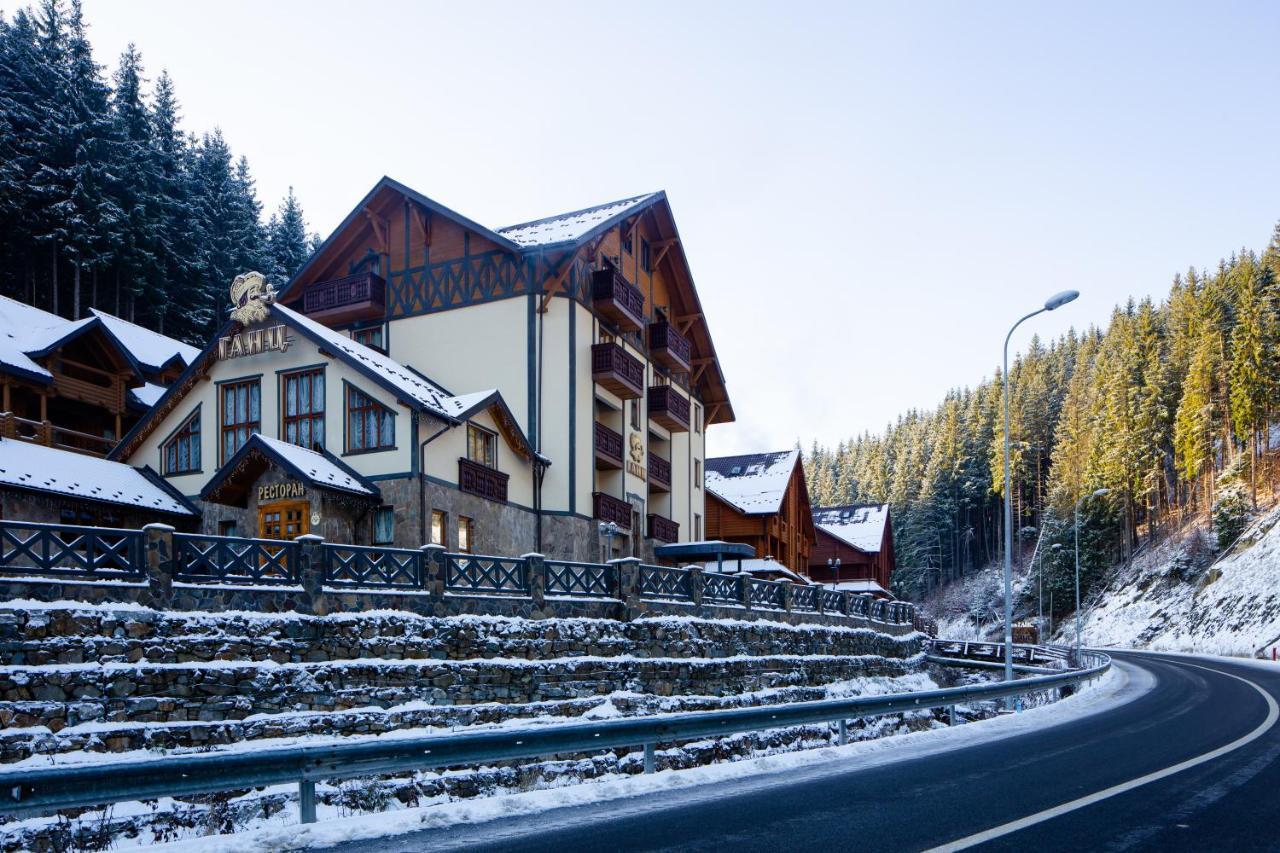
[922,659,1280,853]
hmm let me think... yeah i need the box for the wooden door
[258,500,310,540]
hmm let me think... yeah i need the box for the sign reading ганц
[219,325,290,360]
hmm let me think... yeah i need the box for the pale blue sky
[83,0,1280,455]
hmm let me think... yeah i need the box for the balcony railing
[0,412,114,457]
[591,268,645,331]
[647,513,679,543]
[458,458,509,503]
[301,272,386,325]
[592,343,645,400]
[648,451,671,491]
[593,491,633,530]
[647,321,692,373]
[648,385,690,432]
[594,421,623,469]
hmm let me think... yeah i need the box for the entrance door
[258,500,310,540]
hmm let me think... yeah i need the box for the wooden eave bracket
[363,207,390,254]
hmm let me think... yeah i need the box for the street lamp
[828,557,841,585]
[599,521,622,561]
[1074,487,1110,658]
[1001,290,1078,697]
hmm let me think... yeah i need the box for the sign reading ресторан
[218,325,291,360]
[258,481,305,502]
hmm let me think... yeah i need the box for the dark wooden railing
[648,321,692,373]
[648,385,690,432]
[646,513,679,543]
[591,268,645,331]
[594,421,624,469]
[302,272,385,324]
[592,343,645,400]
[592,491,633,530]
[458,458,509,503]
[0,412,115,457]
[648,451,671,490]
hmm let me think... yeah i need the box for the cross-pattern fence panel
[820,588,847,613]
[791,584,818,611]
[749,578,787,610]
[701,572,741,604]
[172,533,299,585]
[870,599,888,622]
[0,521,143,579]
[323,544,422,589]
[444,553,528,594]
[544,560,615,597]
[849,594,871,617]
[638,564,692,601]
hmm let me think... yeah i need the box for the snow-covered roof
[0,438,194,515]
[496,193,659,248]
[823,579,891,597]
[129,383,166,408]
[814,503,890,552]
[91,309,199,371]
[704,450,800,515]
[701,558,811,585]
[251,435,375,496]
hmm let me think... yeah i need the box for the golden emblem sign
[229,271,276,326]
[626,431,646,479]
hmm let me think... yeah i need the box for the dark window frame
[466,423,498,469]
[280,367,325,451]
[162,407,201,476]
[343,381,395,454]
[372,506,395,545]
[219,379,261,465]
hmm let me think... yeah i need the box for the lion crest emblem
[229,271,276,326]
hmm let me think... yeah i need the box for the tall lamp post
[599,521,621,562]
[1001,290,1078,698]
[1074,487,1110,658]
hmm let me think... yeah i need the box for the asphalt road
[329,652,1280,852]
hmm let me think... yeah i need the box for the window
[353,326,384,352]
[163,410,201,475]
[457,515,474,553]
[372,506,395,545]
[693,403,702,434]
[346,384,394,452]
[60,508,94,526]
[467,423,497,468]
[622,231,633,256]
[694,513,702,540]
[431,510,447,546]
[220,379,260,464]
[695,459,702,488]
[218,520,237,538]
[629,398,640,429]
[640,238,651,274]
[282,369,324,450]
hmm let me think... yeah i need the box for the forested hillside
[806,229,1280,616]
[0,0,318,344]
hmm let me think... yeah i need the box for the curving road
[330,652,1280,852]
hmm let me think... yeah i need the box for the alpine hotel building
[113,178,734,561]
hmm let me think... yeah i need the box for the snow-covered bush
[1212,479,1251,549]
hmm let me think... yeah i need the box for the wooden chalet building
[115,177,735,560]
[703,450,816,577]
[0,296,197,458]
[808,503,896,597]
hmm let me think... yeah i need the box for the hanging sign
[219,324,290,360]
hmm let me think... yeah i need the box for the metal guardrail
[0,646,1109,824]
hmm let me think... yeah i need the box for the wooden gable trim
[363,207,390,254]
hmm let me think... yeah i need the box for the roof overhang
[654,540,756,562]
[201,433,380,508]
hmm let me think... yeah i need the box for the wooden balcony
[302,272,386,325]
[648,385,690,432]
[52,358,125,413]
[594,421,623,469]
[458,457,509,503]
[647,321,691,373]
[0,412,114,457]
[648,451,671,491]
[593,491,633,530]
[592,343,644,400]
[591,268,645,331]
[647,513,679,543]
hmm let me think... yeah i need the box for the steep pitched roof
[704,450,801,515]
[813,503,891,553]
[91,310,199,372]
[496,193,661,249]
[0,438,195,516]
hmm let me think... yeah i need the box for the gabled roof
[814,503,891,553]
[496,193,661,249]
[704,450,801,515]
[91,310,199,373]
[201,433,379,505]
[0,438,196,516]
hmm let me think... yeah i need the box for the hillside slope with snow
[1083,506,1280,656]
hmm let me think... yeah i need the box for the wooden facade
[704,451,816,577]
[807,504,896,594]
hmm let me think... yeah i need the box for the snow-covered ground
[130,663,1138,852]
[1083,506,1280,656]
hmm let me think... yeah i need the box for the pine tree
[265,187,312,283]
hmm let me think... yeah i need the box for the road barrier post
[643,743,656,774]
[299,780,316,824]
